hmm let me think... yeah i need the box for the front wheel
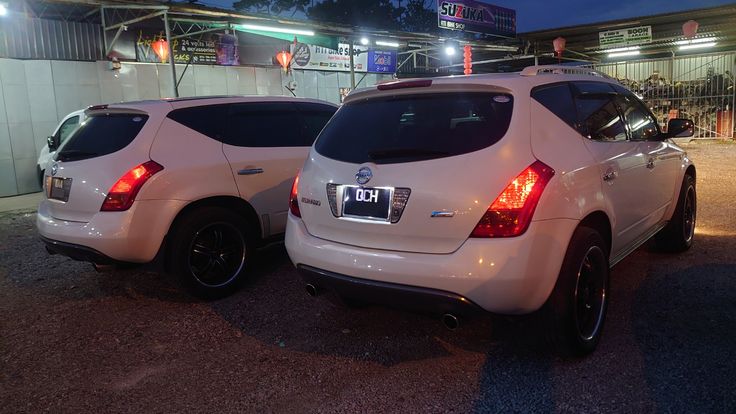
[168,207,252,299]
[654,174,696,252]
[544,226,610,357]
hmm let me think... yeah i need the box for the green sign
[599,26,652,48]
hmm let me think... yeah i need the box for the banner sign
[292,42,372,72]
[367,50,397,73]
[599,26,652,49]
[437,0,516,37]
[136,31,240,65]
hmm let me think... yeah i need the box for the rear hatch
[44,105,163,223]
[298,85,535,254]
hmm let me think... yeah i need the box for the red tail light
[289,172,301,218]
[100,161,164,211]
[470,161,554,238]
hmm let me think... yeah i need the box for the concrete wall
[0,58,392,197]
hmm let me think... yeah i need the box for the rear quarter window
[56,113,148,162]
[314,92,513,164]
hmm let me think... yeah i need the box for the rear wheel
[654,174,696,252]
[544,226,610,356]
[168,207,252,299]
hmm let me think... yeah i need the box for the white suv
[285,66,696,355]
[37,96,337,297]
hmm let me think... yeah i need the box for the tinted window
[56,114,148,162]
[315,93,513,164]
[616,94,660,140]
[167,104,227,140]
[223,102,302,147]
[571,82,627,142]
[58,116,80,143]
[531,83,577,129]
[297,103,336,146]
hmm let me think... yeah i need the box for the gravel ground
[1,141,735,413]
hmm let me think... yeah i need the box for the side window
[572,82,628,142]
[167,104,228,140]
[297,103,336,146]
[531,83,577,130]
[616,94,660,140]
[224,102,302,147]
[58,116,80,143]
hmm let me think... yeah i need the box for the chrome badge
[355,167,372,185]
[50,162,59,177]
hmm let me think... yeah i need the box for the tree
[401,0,436,33]
[307,0,403,30]
[232,0,310,17]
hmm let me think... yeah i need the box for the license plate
[342,186,392,221]
[47,177,72,202]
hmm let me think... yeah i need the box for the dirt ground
[1,141,734,413]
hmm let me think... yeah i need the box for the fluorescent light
[679,42,717,50]
[360,37,369,46]
[605,46,640,53]
[375,40,400,48]
[675,37,717,46]
[0,4,7,16]
[445,46,456,56]
[238,23,314,36]
[608,50,640,58]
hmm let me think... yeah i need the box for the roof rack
[520,65,613,79]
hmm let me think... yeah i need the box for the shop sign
[599,26,652,48]
[136,31,239,65]
[437,0,516,37]
[292,43,372,72]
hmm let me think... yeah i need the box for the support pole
[100,7,107,56]
[349,41,356,90]
[163,12,179,98]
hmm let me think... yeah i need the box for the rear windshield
[314,92,513,164]
[56,113,148,162]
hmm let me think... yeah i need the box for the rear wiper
[368,148,449,160]
[56,150,99,161]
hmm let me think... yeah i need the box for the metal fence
[593,53,735,139]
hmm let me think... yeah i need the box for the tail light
[470,161,554,238]
[289,172,301,218]
[100,161,164,211]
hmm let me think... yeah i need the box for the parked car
[37,96,337,298]
[285,66,696,356]
[37,109,87,186]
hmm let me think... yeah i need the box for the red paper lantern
[682,20,699,39]
[553,37,566,57]
[151,39,169,63]
[276,51,292,72]
[463,45,472,75]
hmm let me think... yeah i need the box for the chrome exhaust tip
[442,314,460,331]
[305,283,319,297]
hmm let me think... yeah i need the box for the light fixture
[675,36,716,46]
[445,46,456,56]
[0,3,8,16]
[360,37,369,46]
[238,23,314,37]
[679,42,717,51]
[375,40,400,48]
[604,46,640,53]
[608,50,640,58]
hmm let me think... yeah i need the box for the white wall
[0,58,393,196]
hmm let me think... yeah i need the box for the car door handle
[603,169,617,182]
[238,168,264,175]
[646,158,655,169]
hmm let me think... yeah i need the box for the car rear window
[56,113,148,162]
[314,92,513,164]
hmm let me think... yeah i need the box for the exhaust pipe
[92,263,114,273]
[305,283,319,297]
[442,314,460,331]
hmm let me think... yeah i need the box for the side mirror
[666,118,694,138]
[47,136,57,151]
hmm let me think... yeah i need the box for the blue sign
[367,50,397,73]
[437,0,516,37]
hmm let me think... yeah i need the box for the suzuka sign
[599,26,652,49]
[437,0,516,37]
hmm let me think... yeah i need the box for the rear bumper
[286,214,579,315]
[298,264,484,317]
[41,236,121,265]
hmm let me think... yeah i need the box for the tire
[38,168,45,189]
[654,174,696,253]
[168,206,253,299]
[543,226,610,357]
